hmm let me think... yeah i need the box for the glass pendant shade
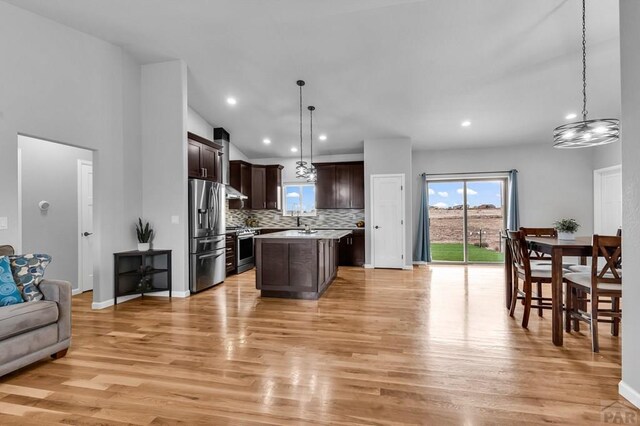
[553,118,620,148]
[306,166,317,183]
[295,161,308,178]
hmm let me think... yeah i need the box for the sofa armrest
[39,279,72,342]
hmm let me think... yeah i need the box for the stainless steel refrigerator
[188,179,226,292]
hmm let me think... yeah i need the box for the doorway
[594,165,622,235]
[18,135,95,295]
[78,160,94,292]
[371,174,406,269]
[428,178,506,263]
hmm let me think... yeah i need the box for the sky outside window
[428,181,503,208]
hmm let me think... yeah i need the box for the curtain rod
[419,170,517,177]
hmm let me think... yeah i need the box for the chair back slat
[508,231,532,278]
[520,227,556,259]
[591,235,622,287]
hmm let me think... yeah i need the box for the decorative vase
[137,242,150,251]
[557,231,576,241]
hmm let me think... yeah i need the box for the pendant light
[553,0,619,148]
[306,106,317,183]
[295,80,308,178]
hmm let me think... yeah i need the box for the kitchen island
[254,230,352,299]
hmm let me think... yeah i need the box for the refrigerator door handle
[198,251,224,259]
[208,185,215,231]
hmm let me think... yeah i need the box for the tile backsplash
[225,201,364,228]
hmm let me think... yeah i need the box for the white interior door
[371,174,405,268]
[594,165,622,235]
[79,161,94,292]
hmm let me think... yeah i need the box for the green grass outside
[431,243,504,262]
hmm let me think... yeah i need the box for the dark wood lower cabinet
[255,238,339,299]
[225,234,237,275]
[338,229,365,266]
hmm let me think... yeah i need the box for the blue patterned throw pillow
[0,256,23,306]
[9,254,51,302]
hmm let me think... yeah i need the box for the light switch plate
[171,215,179,224]
[0,217,7,230]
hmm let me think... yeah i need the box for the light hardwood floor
[0,265,634,425]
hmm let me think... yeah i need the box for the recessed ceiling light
[461,121,471,127]
[290,147,298,153]
[565,113,577,120]
[318,134,327,141]
[263,138,271,145]
[226,97,237,105]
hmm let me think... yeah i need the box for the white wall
[0,2,142,304]
[141,60,189,297]
[363,138,413,268]
[411,143,595,259]
[251,153,364,182]
[18,136,93,291]
[187,106,214,140]
[592,142,622,170]
[619,0,640,408]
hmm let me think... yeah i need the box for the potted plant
[554,218,580,240]
[136,218,153,251]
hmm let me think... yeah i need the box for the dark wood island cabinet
[254,230,351,299]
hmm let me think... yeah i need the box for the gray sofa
[0,245,71,377]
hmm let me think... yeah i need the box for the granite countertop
[258,226,363,231]
[254,230,352,240]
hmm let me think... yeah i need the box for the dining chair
[519,227,570,317]
[507,231,569,328]
[568,228,621,273]
[564,235,622,352]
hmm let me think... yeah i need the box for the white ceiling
[5,0,621,158]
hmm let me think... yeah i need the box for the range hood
[226,185,248,200]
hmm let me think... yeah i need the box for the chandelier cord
[581,0,587,121]
[299,84,303,164]
[310,108,313,165]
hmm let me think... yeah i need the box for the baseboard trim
[619,380,640,408]
[72,288,82,296]
[92,294,141,310]
[145,290,190,298]
[403,265,414,270]
[363,264,374,269]
[413,261,428,265]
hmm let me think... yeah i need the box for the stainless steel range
[227,226,256,273]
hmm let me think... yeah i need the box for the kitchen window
[283,183,316,216]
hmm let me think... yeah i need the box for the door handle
[83,232,93,236]
[198,252,223,259]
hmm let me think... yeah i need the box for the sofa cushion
[0,300,59,341]
[9,254,51,302]
[0,256,23,306]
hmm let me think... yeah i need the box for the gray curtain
[507,169,520,230]
[414,175,431,262]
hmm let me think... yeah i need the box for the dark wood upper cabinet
[251,166,266,210]
[350,162,365,209]
[187,132,223,183]
[265,165,284,210]
[314,161,364,209]
[315,164,336,209]
[229,161,282,210]
[229,160,252,209]
[187,141,203,178]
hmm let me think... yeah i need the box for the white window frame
[282,182,317,217]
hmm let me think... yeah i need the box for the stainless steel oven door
[190,248,226,293]
[236,234,255,273]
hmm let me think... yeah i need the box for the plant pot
[557,231,576,241]
[137,242,150,251]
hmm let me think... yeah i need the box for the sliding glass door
[428,178,506,263]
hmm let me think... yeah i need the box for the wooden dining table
[504,236,592,346]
